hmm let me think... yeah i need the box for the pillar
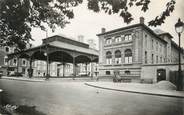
[63,62,65,77]
[46,53,50,79]
[73,57,76,79]
[85,63,88,76]
[28,58,33,78]
[16,57,19,74]
[91,62,93,79]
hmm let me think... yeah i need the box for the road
[0,79,183,115]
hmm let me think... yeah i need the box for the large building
[6,35,98,78]
[98,17,184,83]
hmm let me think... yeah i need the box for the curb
[85,83,184,99]
[0,78,45,82]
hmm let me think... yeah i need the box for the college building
[98,17,184,83]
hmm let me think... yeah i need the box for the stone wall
[141,63,184,83]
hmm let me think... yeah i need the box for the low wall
[141,63,184,83]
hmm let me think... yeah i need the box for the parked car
[10,72,23,77]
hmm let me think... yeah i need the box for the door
[157,69,166,82]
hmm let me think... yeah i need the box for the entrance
[157,69,166,82]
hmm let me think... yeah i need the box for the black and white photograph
[0,0,183,115]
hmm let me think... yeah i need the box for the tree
[0,0,82,50]
[0,0,176,50]
[87,0,176,26]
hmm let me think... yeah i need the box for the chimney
[101,28,106,33]
[77,35,84,43]
[140,17,144,24]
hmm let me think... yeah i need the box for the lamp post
[175,18,184,91]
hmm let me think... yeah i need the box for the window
[4,56,8,65]
[22,68,26,74]
[121,35,125,41]
[115,50,121,64]
[151,54,154,64]
[114,36,121,43]
[125,34,132,41]
[160,44,162,52]
[160,57,162,63]
[164,57,167,63]
[106,51,112,64]
[13,59,17,65]
[151,39,154,49]
[156,55,158,63]
[22,60,26,66]
[125,49,132,64]
[5,47,9,53]
[156,42,158,51]
[145,35,147,47]
[145,51,147,64]
[105,38,112,44]
[106,71,111,75]
[125,70,130,75]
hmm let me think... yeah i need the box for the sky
[31,0,184,49]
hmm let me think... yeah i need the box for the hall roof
[8,35,99,57]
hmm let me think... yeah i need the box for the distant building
[97,17,184,83]
[87,39,97,49]
[0,45,30,76]
[77,35,84,43]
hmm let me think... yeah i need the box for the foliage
[0,0,177,50]
[0,0,82,50]
[87,0,176,26]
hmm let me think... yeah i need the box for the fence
[169,71,184,87]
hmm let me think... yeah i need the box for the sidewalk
[1,76,45,82]
[85,82,184,98]
[0,76,95,82]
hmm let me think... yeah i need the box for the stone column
[73,57,76,79]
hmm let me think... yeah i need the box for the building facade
[98,17,184,83]
[6,35,98,78]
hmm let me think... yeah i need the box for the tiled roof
[49,41,99,56]
[97,23,167,44]
[154,29,173,38]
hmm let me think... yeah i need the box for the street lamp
[175,18,184,91]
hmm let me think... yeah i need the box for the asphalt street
[0,79,183,115]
